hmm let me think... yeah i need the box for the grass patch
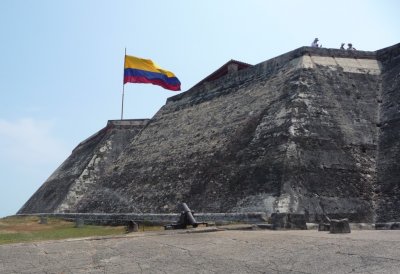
[0,216,126,245]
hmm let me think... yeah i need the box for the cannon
[165,203,208,229]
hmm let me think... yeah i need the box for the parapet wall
[17,212,268,226]
[107,119,150,127]
[168,47,378,105]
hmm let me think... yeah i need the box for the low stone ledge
[375,222,400,230]
[16,212,268,226]
[14,214,400,230]
[350,223,375,230]
[318,223,330,231]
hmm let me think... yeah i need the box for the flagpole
[121,48,127,120]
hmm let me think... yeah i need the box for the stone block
[318,223,330,231]
[126,221,139,233]
[329,219,351,233]
[255,223,273,230]
[271,213,307,230]
[75,218,84,228]
[306,223,319,230]
[39,216,48,224]
[390,222,400,230]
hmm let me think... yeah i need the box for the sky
[0,0,399,218]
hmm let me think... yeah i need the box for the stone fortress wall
[18,43,400,223]
[18,119,149,213]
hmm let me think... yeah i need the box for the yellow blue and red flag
[124,55,181,91]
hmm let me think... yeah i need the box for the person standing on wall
[311,38,322,48]
[347,43,356,50]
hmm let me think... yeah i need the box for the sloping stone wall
[18,120,149,213]
[74,47,389,222]
[376,43,400,221]
[18,44,400,222]
[283,62,380,222]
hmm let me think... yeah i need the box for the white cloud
[0,118,69,166]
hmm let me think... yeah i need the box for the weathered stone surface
[18,119,149,214]
[18,44,400,223]
[375,43,400,222]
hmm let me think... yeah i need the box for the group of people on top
[340,42,356,50]
[311,38,356,50]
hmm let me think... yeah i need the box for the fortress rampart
[19,43,400,223]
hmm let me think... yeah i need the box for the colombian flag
[124,55,181,91]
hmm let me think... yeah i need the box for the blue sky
[0,0,399,217]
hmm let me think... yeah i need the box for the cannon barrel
[181,203,197,226]
[164,203,208,229]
